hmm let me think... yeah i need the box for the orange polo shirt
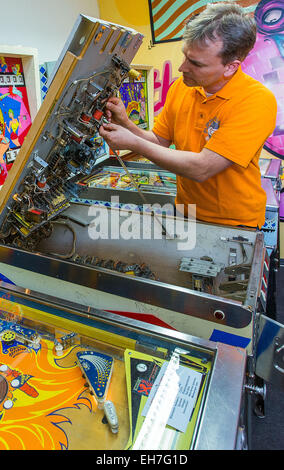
[152,66,277,227]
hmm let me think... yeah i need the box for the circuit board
[0,15,143,250]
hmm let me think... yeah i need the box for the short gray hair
[183,2,257,64]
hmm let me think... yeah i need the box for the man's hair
[183,3,257,64]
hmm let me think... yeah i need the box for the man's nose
[179,58,189,73]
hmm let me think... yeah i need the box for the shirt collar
[215,65,243,99]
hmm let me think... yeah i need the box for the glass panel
[0,288,213,450]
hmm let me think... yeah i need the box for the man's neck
[203,68,239,95]
[203,77,231,95]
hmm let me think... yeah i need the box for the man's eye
[188,59,202,67]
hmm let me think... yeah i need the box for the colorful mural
[148,0,257,44]
[242,0,284,158]
[149,0,284,158]
[154,60,178,115]
[0,57,32,185]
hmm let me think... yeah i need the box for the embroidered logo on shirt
[204,117,220,141]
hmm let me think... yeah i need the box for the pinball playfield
[0,288,214,450]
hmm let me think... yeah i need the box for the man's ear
[224,60,241,78]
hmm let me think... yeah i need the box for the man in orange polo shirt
[99,2,277,228]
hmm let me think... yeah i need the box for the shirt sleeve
[204,89,277,168]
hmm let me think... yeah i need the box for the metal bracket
[255,313,284,387]
[274,336,284,374]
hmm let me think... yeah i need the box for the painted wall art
[242,0,284,158]
[148,0,256,44]
[0,57,32,185]
[150,0,284,158]
[120,69,150,130]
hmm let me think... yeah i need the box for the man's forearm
[130,134,205,181]
[124,118,163,146]
[99,122,232,182]
[129,134,233,182]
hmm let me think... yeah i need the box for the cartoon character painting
[0,57,8,74]
[120,71,149,129]
[7,109,21,147]
[0,122,9,160]
[0,57,32,185]
[0,122,9,185]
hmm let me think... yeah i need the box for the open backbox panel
[0,15,143,249]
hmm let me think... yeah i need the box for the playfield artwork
[0,56,32,185]
[0,307,128,450]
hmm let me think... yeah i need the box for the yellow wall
[98,0,183,67]
[98,0,184,116]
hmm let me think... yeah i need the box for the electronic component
[60,332,78,350]
[1,330,16,344]
[71,254,157,279]
[179,256,224,293]
[0,321,41,349]
[0,16,143,251]
[54,341,64,356]
[31,154,48,177]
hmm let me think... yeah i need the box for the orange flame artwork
[0,335,92,450]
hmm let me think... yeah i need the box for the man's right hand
[105,96,129,128]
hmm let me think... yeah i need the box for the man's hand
[105,97,129,128]
[104,96,170,148]
[99,122,137,151]
[99,122,232,182]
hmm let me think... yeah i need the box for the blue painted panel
[210,329,251,348]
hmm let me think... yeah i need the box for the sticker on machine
[142,361,203,433]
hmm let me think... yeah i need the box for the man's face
[179,39,230,93]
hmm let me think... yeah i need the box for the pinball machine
[0,280,247,450]
[0,14,283,450]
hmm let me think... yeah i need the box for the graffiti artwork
[0,57,32,185]
[153,60,178,116]
[150,0,284,158]
[148,0,196,44]
[242,0,284,158]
